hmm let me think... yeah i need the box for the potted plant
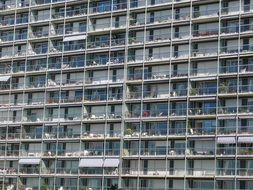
[219,82,228,93]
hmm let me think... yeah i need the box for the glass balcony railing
[83,112,122,120]
[216,147,236,155]
[86,56,124,67]
[216,168,236,176]
[66,8,87,17]
[190,87,217,96]
[218,106,237,114]
[193,8,219,18]
[170,108,187,116]
[188,107,216,115]
[82,130,121,138]
[217,126,236,135]
[84,93,122,101]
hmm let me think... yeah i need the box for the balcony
[0,17,15,26]
[30,30,49,39]
[84,93,123,102]
[216,147,236,156]
[19,167,40,174]
[46,114,81,122]
[87,38,125,49]
[83,112,122,120]
[66,8,87,17]
[127,70,170,81]
[189,107,216,116]
[190,86,217,96]
[193,28,219,38]
[86,56,124,67]
[82,130,121,139]
[85,75,123,85]
[126,109,168,118]
[192,47,218,57]
[170,108,187,116]
[16,16,28,24]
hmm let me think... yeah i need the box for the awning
[19,158,41,165]
[217,137,236,144]
[238,136,253,143]
[63,34,87,42]
[104,158,120,167]
[79,158,103,167]
[0,75,10,82]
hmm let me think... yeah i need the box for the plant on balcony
[41,183,49,190]
[219,82,228,93]
[125,127,133,136]
[190,88,198,95]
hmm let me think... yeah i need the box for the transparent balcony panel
[193,28,219,37]
[27,97,44,105]
[191,67,217,77]
[221,5,240,15]
[112,1,127,11]
[217,126,236,135]
[220,44,253,55]
[30,30,49,38]
[52,11,65,19]
[170,108,187,116]
[85,75,123,85]
[187,168,215,176]
[62,78,84,86]
[19,167,40,174]
[48,62,62,70]
[86,56,124,67]
[66,8,87,17]
[33,14,51,22]
[192,47,218,57]
[89,3,112,14]
[189,127,216,135]
[238,125,253,134]
[190,86,217,96]
[216,168,236,176]
[27,63,47,72]
[218,106,237,114]
[31,0,51,5]
[84,93,123,101]
[60,96,83,103]
[16,16,28,24]
[58,131,81,139]
[56,167,78,174]
[65,26,86,35]
[82,130,121,139]
[83,112,122,120]
[0,35,14,42]
[216,147,236,155]
[188,107,216,115]
[46,113,81,122]
[188,147,215,156]
[147,0,172,6]
[15,33,27,41]
[193,8,219,18]
[90,21,126,32]
[237,147,253,156]
[0,18,15,26]
[22,132,42,140]
[239,105,253,114]
[7,133,21,140]
[174,11,190,21]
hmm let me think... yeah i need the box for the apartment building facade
[0,0,252,189]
